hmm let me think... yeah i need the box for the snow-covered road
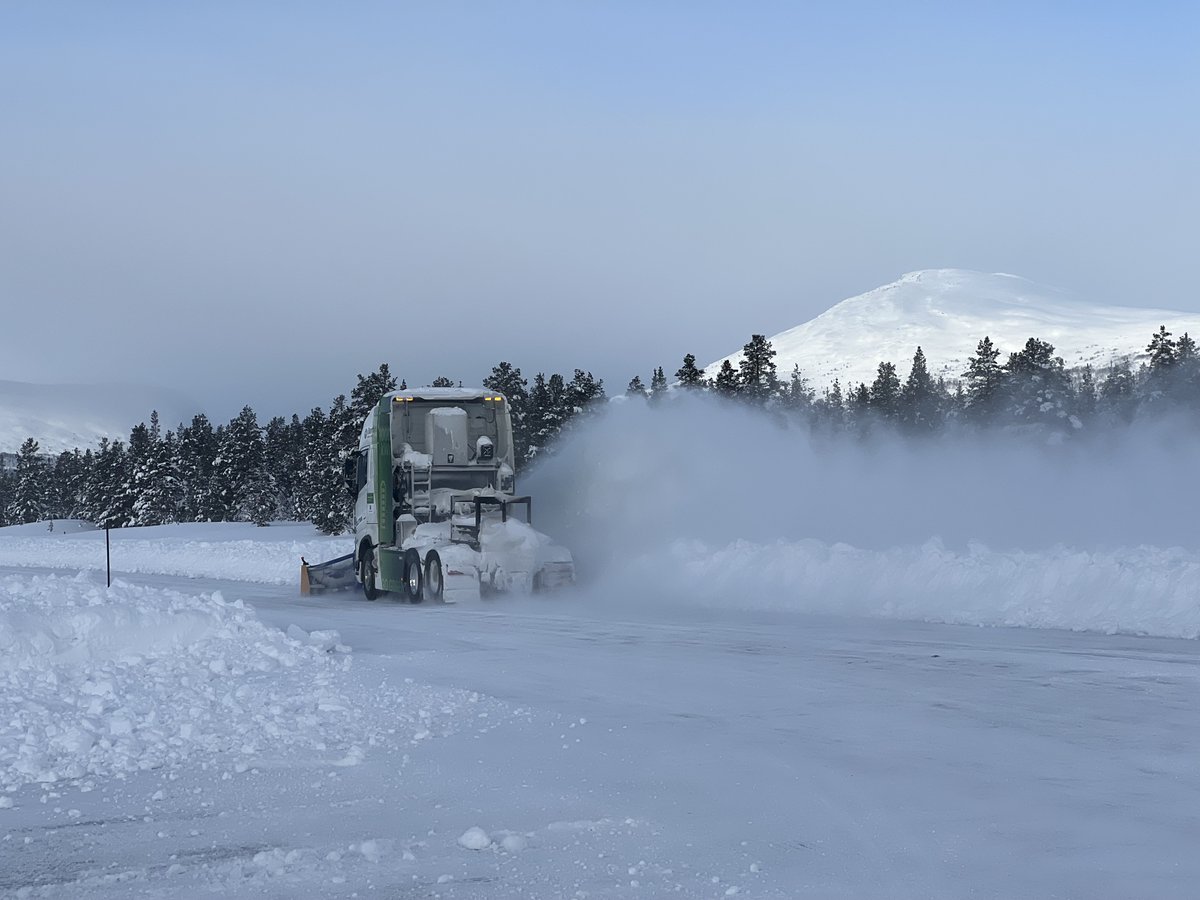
[3,564,1199,898]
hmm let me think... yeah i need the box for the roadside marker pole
[106,526,111,587]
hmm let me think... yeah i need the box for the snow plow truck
[301,388,575,602]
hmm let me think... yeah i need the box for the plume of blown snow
[525,394,1200,637]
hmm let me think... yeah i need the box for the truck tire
[359,544,378,601]
[424,550,444,602]
[403,548,423,603]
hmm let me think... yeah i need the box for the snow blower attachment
[300,388,574,603]
[299,554,356,595]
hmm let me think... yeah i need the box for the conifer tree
[0,469,15,527]
[431,376,456,388]
[1147,326,1177,370]
[814,379,845,430]
[215,407,266,522]
[130,419,177,526]
[675,354,706,390]
[900,347,940,434]
[626,375,649,399]
[350,363,398,426]
[737,335,778,404]
[713,360,740,397]
[484,362,531,466]
[1076,365,1097,420]
[526,373,569,462]
[781,365,813,413]
[963,336,1004,424]
[1098,362,1136,424]
[1003,338,1072,429]
[177,414,219,521]
[12,438,48,524]
[649,367,668,403]
[869,362,902,422]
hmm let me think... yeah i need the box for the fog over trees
[1,326,1197,534]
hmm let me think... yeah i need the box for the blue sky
[2,2,1197,416]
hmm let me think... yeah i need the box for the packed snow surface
[0,521,350,585]
[706,268,1200,391]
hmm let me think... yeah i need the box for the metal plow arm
[300,553,357,595]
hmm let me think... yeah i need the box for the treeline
[1,326,1196,533]
[0,363,607,533]
[636,326,1199,438]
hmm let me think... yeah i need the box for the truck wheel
[403,548,424,604]
[360,545,378,601]
[424,550,444,602]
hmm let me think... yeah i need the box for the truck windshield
[391,400,510,462]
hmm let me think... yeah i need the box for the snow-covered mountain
[706,269,1200,391]
[0,380,202,455]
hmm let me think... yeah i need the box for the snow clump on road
[0,572,362,791]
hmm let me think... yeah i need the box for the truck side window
[356,452,368,493]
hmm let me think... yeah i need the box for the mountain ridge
[705,269,1200,392]
[0,380,202,456]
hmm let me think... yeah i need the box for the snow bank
[0,521,351,584]
[625,537,1200,639]
[0,572,361,790]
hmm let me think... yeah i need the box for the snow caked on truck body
[304,388,573,602]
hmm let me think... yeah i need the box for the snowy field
[2,515,1200,897]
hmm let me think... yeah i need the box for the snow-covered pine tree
[737,335,778,405]
[525,373,570,462]
[243,466,278,526]
[713,360,739,397]
[1002,338,1074,432]
[12,438,48,524]
[49,450,87,520]
[308,395,356,534]
[130,416,178,526]
[0,468,14,526]
[484,362,531,466]
[176,414,219,521]
[626,375,649,399]
[214,406,266,522]
[350,363,398,426]
[93,439,134,528]
[675,354,707,390]
[298,406,329,524]
[562,369,605,439]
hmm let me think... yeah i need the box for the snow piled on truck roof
[386,387,500,402]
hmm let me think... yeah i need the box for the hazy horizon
[2,3,1197,418]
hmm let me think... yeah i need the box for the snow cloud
[526,396,1200,634]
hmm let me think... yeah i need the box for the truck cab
[347,388,571,602]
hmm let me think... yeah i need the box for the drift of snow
[0,572,366,790]
[705,269,1200,391]
[624,537,1200,638]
